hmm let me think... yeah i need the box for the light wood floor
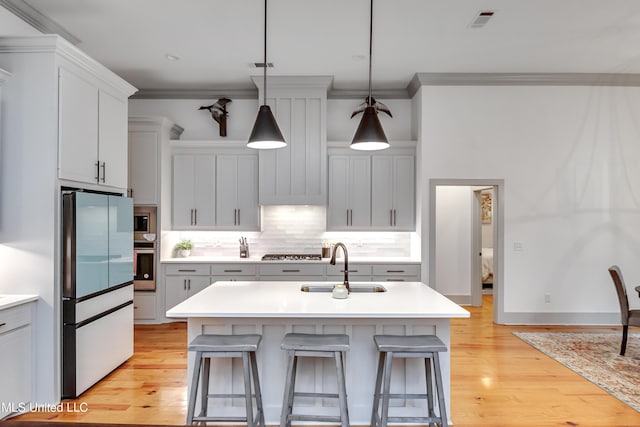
[10,295,640,426]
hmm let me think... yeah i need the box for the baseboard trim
[446,294,472,305]
[501,311,620,326]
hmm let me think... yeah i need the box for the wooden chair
[608,266,640,356]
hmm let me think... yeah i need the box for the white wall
[419,84,640,323]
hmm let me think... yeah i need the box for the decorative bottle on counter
[332,284,348,299]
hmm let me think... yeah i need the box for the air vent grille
[253,62,274,68]
[469,11,495,28]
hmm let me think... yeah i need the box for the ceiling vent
[469,11,495,28]
[253,62,274,68]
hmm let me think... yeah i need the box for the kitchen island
[166,281,469,424]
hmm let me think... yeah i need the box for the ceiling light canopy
[351,0,389,151]
[247,0,286,150]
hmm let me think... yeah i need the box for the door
[392,156,415,229]
[172,155,196,228]
[236,155,259,228]
[216,155,238,227]
[128,131,158,204]
[173,154,216,228]
[108,195,133,288]
[349,156,371,227]
[328,156,350,228]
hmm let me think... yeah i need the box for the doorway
[429,179,504,324]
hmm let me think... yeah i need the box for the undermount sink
[300,284,387,293]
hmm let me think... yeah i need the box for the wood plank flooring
[9,296,640,425]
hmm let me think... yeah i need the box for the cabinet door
[236,155,259,229]
[216,155,238,227]
[128,131,158,204]
[58,68,99,184]
[371,156,394,228]
[98,90,128,189]
[165,276,188,311]
[187,276,213,297]
[172,155,196,228]
[349,156,371,227]
[193,155,216,227]
[392,156,415,230]
[327,156,350,228]
[0,325,33,418]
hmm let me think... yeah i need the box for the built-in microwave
[133,206,156,241]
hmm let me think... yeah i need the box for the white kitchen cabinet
[371,155,415,230]
[128,117,184,205]
[58,67,133,189]
[252,76,332,205]
[172,154,216,229]
[259,263,325,281]
[216,154,259,230]
[133,292,157,321]
[165,264,212,313]
[327,155,371,229]
[0,301,35,419]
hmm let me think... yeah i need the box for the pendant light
[247,0,286,149]
[351,0,389,151]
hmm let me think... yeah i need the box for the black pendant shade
[351,105,389,151]
[247,105,286,149]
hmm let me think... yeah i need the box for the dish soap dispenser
[332,283,348,299]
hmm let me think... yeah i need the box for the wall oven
[133,206,157,291]
[134,241,156,291]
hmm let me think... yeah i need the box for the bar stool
[371,335,448,427]
[186,334,265,427]
[280,333,350,427]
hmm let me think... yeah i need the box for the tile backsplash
[167,206,418,258]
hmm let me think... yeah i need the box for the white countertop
[0,294,38,310]
[161,256,421,264]
[166,281,469,319]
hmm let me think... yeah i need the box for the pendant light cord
[368,0,373,105]
[263,0,268,106]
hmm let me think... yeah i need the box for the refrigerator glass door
[108,195,134,288]
[75,192,109,298]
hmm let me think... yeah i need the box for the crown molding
[0,0,81,45]
[0,35,137,96]
[328,87,410,99]
[250,75,334,91]
[131,88,258,100]
[128,116,185,139]
[408,72,640,97]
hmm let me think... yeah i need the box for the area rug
[513,331,640,412]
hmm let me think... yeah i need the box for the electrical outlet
[544,293,551,303]
[514,242,523,251]
[215,240,222,248]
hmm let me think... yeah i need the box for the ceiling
[7,0,640,94]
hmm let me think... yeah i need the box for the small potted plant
[175,239,193,257]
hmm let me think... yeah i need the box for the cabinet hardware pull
[188,279,191,290]
[393,209,397,226]
[387,279,405,282]
[237,209,240,225]
[390,209,393,226]
[386,270,405,273]
[134,306,138,310]
[183,280,187,290]
[101,162,106,183]
[346,209,349,226]
[0,322,6,327]
[194,209,197,225]
[224,269,242,273]
[234,209,237,225]
[178,269,196,272]
[190,209,194,226]
[95,161,100,182]
[282,269,300,273]
[130,188,133,198]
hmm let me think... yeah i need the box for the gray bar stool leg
[199,357,211,420]
[280,350,296,427]
[250,351,265,427]
[370,351,385,427]
[380,351,394,427]
[424,357,435,426]
[432,352,447,427]
[242,352,255,427]
[334,351,350,427]
[186,351,202,424]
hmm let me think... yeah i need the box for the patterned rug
[513,331,640,412]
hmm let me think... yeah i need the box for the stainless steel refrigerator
[62,191,134,398]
